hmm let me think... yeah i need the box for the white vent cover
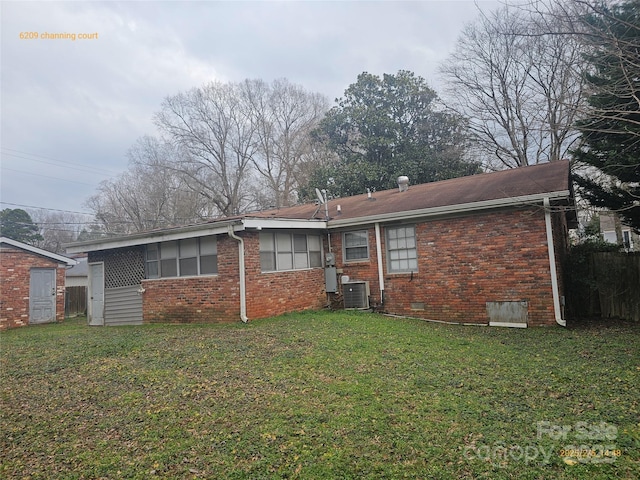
[487,301,528,328]
[343,281,370,309]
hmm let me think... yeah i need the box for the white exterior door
[88,262,104,326]
[29,268,56,324]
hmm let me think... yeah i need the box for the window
[145,236,217,278]
[160,241,178,277]
[260,232,322,272]
[344,230,369,261]
[179,238,198,276]
[387,225,417,272]
[199,236,218,274]
[146,244,159,278]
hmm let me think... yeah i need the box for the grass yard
[1,311,639,479]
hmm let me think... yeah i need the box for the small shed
[0,237,77,330]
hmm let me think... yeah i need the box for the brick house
[599,211,639,251]
[0,237,77,330]
[67,161,576,328]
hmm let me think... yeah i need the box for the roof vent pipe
[397,176,409,192]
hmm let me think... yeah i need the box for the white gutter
[374,223,385,305]
[544,198,565,327]
[242,217,327,230]
[327,190,570,229]
[227,225,249,323]
[66,220,242,254]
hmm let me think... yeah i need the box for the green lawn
[1,312,638,479]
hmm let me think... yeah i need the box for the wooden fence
[566,251,640,321]
[65,286,87,317]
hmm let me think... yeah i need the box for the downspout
[544,198,565,327]
[227,225,249,323]
[375,223,385,306]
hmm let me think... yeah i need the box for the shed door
[29,268,56,324]
[88,263,105,326]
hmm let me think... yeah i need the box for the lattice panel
[89,247,145,288]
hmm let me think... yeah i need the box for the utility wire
[0,202,94,216]
[2,152,116,177]
[2,167,97,186]
[1,147,121,176]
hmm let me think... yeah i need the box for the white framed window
[343,230,369,261]
[146,236,217,278]
[146,244,159,278]
[160,241,178,277]
[386,225,418,272]
[179,238,198,276]
[260,232,322,272]
[199,236,218,274]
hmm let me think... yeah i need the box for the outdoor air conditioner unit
[343,281,370,309]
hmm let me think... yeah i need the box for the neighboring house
[0,237,77,330]
[599,212,638,251]
[67,161,577,328]
[65,255,88,316]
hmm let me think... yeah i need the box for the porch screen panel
[146,244,159,278]
[199,236,218,274]
[259,233,276,271]
[179,238,198,276]
[276,233,293,270]
[160,241,178,277]
[293,234,308,269]
[308,235,322,267]
[259,232,323,272]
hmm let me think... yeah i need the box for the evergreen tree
[304,71,480,198]
[0,209,43,244]
[573,0,640,233]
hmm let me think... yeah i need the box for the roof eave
[65,217,328,254]
[65,219,243,254]
[64,190,574,252]
[0,237,77,265]
[327,190,571,228]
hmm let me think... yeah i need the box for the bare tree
[27,210,86,253]
[154,82,259,216]
[243,79,330,207]
[85,79,329,228]
[440,4,585,169]
[86,137,210,234]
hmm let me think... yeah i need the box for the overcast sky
[1,0,499,219]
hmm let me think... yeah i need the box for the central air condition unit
[343,281,370,309]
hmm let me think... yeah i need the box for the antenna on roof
[311,188,327,220]
[314,188,330,220]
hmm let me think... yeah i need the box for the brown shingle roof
[247,160,572,223]
[66,161,575,253]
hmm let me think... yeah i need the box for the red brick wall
[331,228,383,307]
[0,246,67,330]
[332,208,561,326]
[102,206,567,326]
[142,236,241,323]
[242,231,327,319]
[139,232,327,323]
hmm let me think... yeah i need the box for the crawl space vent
[486,301,528,328]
